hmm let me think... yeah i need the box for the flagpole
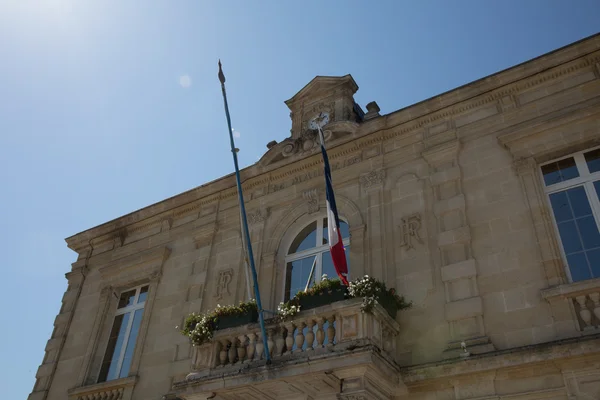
[218,60,271,363]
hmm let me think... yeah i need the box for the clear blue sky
[1,1,599,397]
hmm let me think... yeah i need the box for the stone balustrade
[573,292,600,330]
[188,298,399,376]
[542,277,600,332]
[67,376,136,400]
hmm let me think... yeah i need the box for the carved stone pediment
[258,75,364,168]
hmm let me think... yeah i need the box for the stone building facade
[29,34,600,400]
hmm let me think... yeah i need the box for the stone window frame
[499,124,600,288]
[539,146,600,283]
[282,214,351,300]
[73,246,171,398]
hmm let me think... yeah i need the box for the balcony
[67,376,136,400]
[172,298,407,400]
[542,277,600,332]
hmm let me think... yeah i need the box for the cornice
[401,334,600,385]
[65,35,600,253]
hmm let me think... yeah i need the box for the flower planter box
[298,287,347,311]
[216,309,258,330]
[377,292,398,319]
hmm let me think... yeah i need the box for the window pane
[118,290,136,309]
[589,249,600,278]
[542,157,579,186]
[321,247,350,282]
[98,313,130,382]
[584,148,600,173]
[568,186,593,218]
[549,191,573,223]
[289,222,317,254]
[286,256,317,299]
[595,180,600,201]
[549,186,600,282]
[339,221,350,239]
[579,216,600,250]
[567,253,592,281]
[557,221,583,254]
[137,286,149,304]
[322,218,330,245]
[119,308,144,378]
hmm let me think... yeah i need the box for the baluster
[255,331,264,360]
[589,292,600,326]
[575,295,592,329]
[228,338,237,364]
[274,328,286,356]
[237,334,247,363]
[219,339,229,366]
[294,322,306,352]
[284,322,295,355]
[246,332,256,362]
[327,315,336,347]
[315,317,325,348]
[305,319,315,351]
[267,329,275,356]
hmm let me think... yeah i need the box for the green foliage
[180,299,258,346]
[348,275,412,314]
[293,274,345,299]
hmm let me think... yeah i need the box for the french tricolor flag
[317,122,349,286]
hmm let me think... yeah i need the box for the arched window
[284,217,350,300]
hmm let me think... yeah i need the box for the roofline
[65,32,600,250]
[385,32,600,120]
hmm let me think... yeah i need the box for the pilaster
[423,139,494,357]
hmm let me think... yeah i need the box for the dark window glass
[584,149,600,173]
[119,309,144,378]
[549,191,572,222]
[549,186,600,282]
[98,313,130,382]
[567,253,592,281]
[321,247,350,281]
[589,249,600,278]
[286,256,317,299]
[289,222,317,254]
[118,290,136,309]
[542,157,579,186]
[137,286,149,304]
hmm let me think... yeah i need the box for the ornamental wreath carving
[302,189,319,214]
[360,169,385,190]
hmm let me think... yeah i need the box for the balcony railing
[542,277,600,331]
[67,376,136,400]
[185,297,400,380]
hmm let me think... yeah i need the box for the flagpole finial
[218,60,226,84]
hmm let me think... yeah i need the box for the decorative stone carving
[282,128,332,157]
[399,213,423,250]
[303,189,319,214]
[113,228,127,248]
[247,209,268,225]
[360,169,385,191]
[160,217,173,232]
[215,269,234,300]
[345,155,362,167]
